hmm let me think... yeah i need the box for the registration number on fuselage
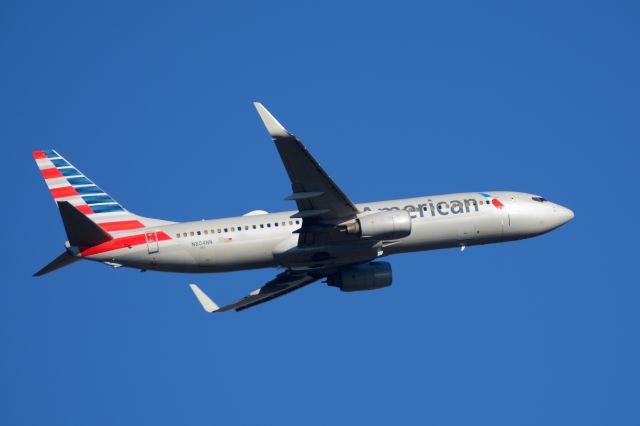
[192,239,214,247]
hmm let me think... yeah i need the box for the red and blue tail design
[33,149,169,233]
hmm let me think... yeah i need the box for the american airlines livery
[33,103,574,313]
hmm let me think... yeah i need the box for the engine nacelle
[345,210,412,240]
[327,261,392,292]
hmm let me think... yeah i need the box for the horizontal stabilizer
[58,201,112,247]
[33,251,80,277]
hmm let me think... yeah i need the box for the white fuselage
[83,191,574,273]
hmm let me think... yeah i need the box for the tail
[32,149,171,232]
[32,149,173,276]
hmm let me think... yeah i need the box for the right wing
[189,271,320,313]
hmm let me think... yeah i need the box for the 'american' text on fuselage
[362,198,482,218]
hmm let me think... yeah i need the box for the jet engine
[327,261,392,292]
[344,210,411,240]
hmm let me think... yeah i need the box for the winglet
[253,102,290,138]
[189,284,220,313]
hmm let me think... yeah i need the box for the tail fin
[32,149,172,233]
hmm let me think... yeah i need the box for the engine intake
[327,261,392,292]
[345,210,412,240]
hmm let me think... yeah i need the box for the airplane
[32,102,574,313]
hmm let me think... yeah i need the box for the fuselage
[81,191,574,273]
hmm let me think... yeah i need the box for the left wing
[254,102,359,222]
[254,102,361,246]
[189,271,320,313]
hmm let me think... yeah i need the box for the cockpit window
[532,196,548,202]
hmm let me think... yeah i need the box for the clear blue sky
[1,1,638,425]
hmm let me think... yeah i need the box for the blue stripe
[90,204,124,213]
[59,168,81,177]
[479,193,491,198]
[43,149,58,158]
[52,159,70,167]
[83,195,115,204]
[75,185,103,195]
[68,177,93,186]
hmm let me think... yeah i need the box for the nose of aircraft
[557,205,575,225]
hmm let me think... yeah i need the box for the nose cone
[557,205,575,225]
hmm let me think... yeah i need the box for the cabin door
[146,231,159,254]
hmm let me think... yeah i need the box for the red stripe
[81,231,172,256]
[41,168,63,179]
[33,150,46,159]
[75,205,94,214]
[50,186,79,198]
[99,220,145,232]
[492,199,504,209]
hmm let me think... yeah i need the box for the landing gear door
[146,231,159,254]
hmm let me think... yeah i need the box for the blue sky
[1,1,639,424]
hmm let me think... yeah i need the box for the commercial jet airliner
[33,103,574,312]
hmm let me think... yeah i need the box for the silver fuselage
[84,191,574,273]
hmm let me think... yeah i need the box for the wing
[254,102,361,246]
[189,271,320,313]
[254,102,359,221]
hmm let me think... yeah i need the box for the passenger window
[245,225,249,230]
[204,230,208,235]
[183,232,187,237]
[486,200,490,205]
[231,227,235,232]
[282,221,286,226]
[295,220,300,225]
[197,231,201,235]
[289,221,293,225]
[260,224,264,228]
[190,231,194,236]
[237,227,241,232]
[252,225,256,229]
[267,223,271,228]
[274,222,279,227]
[217,229,221,233]
[176,233,180,238]
[224,228,228,232]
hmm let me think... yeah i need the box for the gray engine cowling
[345,210,411,240]
[327,261,392,292]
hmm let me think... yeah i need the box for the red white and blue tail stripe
[33,149,172,233]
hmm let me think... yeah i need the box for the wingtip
[189,284,220,313]
[253,102,289,138]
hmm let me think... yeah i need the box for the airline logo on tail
[32,149,146,232]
